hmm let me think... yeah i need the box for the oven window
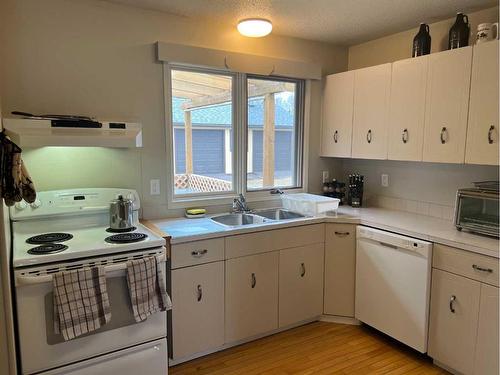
[458,196,499,229]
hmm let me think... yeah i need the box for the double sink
[211,208,306,227]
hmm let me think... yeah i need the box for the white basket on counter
[281,193,340,216]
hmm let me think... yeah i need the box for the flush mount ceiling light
[237,18,273,37]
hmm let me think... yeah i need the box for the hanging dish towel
[53,267,111,341]
[126,256,172,322]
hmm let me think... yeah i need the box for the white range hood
[3,118,143,148]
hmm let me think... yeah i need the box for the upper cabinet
[351,63,392,159]
[320,71,354,157]
[388,56,428,161]
[466,40,499,165]
[422,47,472,163]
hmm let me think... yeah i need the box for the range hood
[2,118,143,148]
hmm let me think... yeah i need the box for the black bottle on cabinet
[448,13,470,49]
[412,23,431,57]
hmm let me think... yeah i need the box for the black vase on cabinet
[412,23,431,57]
[448,13,470,49]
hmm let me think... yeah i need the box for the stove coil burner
[26,233,73,244]
[106,226,137,233]
[27,243,68,255]
[105,233,148,244]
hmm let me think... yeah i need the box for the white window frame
[163,63,308,209]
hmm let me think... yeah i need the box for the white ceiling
[108,0,497,45]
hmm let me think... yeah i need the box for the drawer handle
[251,273,256,288]
[191,249,208,258]
[402,128,408,144]
[300,263,306,277]
[333,130,338,143]
[440,127,448,144]
[472,264,493,273]
[449,295,456,313]
[367,129,372,144]
[196,284,202,302]
[488,125,495,144]
[334,231,350,236]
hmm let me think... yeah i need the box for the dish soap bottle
[448,13,470,49]
[412,23,431,57]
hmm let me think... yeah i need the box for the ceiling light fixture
[237,18,273,37]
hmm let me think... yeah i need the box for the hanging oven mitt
[19,157,36,203]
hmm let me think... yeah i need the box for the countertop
[150,206,499,258]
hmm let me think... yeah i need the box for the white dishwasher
[355,226,433,353]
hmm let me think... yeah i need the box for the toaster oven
[455,187,499,238]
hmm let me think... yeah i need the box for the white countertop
[151,206,499,258]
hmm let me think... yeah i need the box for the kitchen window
[165,65,305,204]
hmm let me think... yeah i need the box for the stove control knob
[15,201,27,210]
[30,199,42,209]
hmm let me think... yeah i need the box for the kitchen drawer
[433,244,499,287]
[225,224,324,259]
[171,238,224,269]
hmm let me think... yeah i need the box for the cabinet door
[323,224,356,317]
[423,47,472,163]
[171,262,224,360]
[321,71,354,157]
[428,269,480,375]
[351,63,392,159]
[388,56,428,161]
[474,284,499,375]
[225,252,279,343]
[279,243,324,327]
[466,40,499,165]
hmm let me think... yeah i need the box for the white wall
[340,6,499,208]
[0,0,347,218]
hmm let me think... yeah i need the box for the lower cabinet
[323,224,356,317]
[225,252,279,343]
[428,267,499,375]
[279,243,324,327]
[171,262,224,360]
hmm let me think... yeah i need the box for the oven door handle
[16,253,167,286]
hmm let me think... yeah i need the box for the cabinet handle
[300,263,306,277]
[333,130,338,143]
[449,295,456,313]
[196,284,202,302]
[251,273,256,288]
[440,127,448,144]
[367,129,372,144]
[334,231,350,236]
[402,128,408,144]
[488,125,495,144]
[472,264,493,273]
[191,249,208,258]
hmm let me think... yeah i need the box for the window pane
[171,69,233,195]
[247,78,299,190]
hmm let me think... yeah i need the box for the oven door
[456,192,499,236]
[14,251,167,375]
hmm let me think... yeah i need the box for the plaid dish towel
[53,267,111,341]
[126,256,172,322]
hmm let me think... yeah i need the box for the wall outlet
[381,174,389,187]
[150,179,161,195]
[322,170,330,183]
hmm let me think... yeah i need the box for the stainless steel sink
[211,213,270,227]
[256,208,305,221]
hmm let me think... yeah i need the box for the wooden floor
[170,322,449,375]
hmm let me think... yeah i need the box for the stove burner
[106,226,137,233]
[28,243,68,255]
[105,233,148,244]
[26,233,73,244]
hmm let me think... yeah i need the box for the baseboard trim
[320,315,361,325]
[433,360,463,375]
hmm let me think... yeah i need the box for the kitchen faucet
[232,194,251,213]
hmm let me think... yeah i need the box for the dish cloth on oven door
[53,267,111,341]
[126,256,172,322]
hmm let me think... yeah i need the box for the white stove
[11,188,169,375]
[11,188,165,268]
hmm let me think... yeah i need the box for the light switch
[381,174,389,187]
[150,179,160,195]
